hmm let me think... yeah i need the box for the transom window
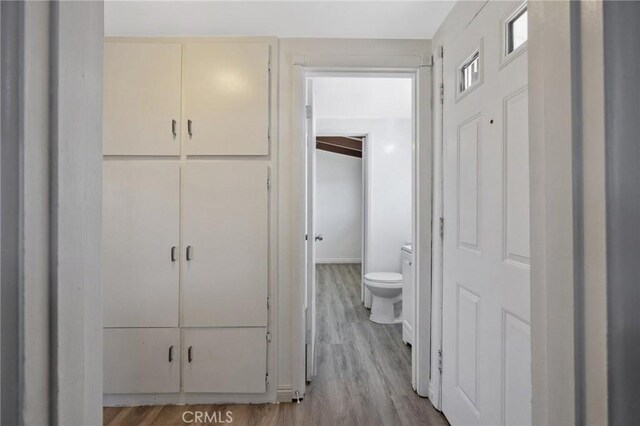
[460,51,480,93]
[507,5,528,54]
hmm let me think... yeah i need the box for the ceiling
[105,1,455,39]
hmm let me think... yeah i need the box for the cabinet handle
[186,245,193,261]
[187,119,193,136]
[171,246,177,262]
[168,345,174,362]
[188,346,193,363]
[171,119,177,136]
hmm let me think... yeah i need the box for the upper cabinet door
[183,43,270,156]
[103,42,182,156]
[182,162,269,327]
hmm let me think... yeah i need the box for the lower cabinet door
[183,328,267,394]
[104,328,180,394]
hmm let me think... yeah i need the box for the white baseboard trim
[103,392,275,407]
[276,385,293,403]
[315,258,362,264]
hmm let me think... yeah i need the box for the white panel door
[183,42,270,156]
[103,42,182,155]
[182,162,268,327]
[104,328,180,394]
[441,2,531,426]
[182,328,267,393]
[103,161,180,327]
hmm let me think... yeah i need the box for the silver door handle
[171,246,177,262]
[187,119,193,136]
[171,119,177,136]
[186,245,193,261]
[315,234,324,242]
[168,345,174,362]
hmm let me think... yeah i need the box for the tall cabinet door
[103,42,182,155]
[103,161,180,327]
[183,43,270,155]
[182,162,268,327]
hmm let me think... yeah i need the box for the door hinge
[267,296,271,309]
[439,83,444,104]
[438,45,444,59]
[305,105,313,119]
[439,217,444,239]
[267,177,271,190]
[438,349,443,373]
[265,373,270,384]
[266,331,272,343]
[268,127,271,142]
[305,234,308,241]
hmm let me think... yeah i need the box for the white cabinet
[183,328,267,393]
[402,246,414,345]
[183,42,270,156]
[182,162,269,327]
[104,328,180,394]
[103,42,182,156]
[103,161,180,328]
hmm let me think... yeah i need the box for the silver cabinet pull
[187,119,193,136]
[171,119,177,136]
[171,246,177,262]
[168,345,174,362]
[186,245,193,261]
[188,346,193,363]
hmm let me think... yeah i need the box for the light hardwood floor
[104,263,448,426]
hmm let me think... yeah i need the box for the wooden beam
[316,141,362,158]
[316,136,362,152]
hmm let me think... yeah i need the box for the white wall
[314,78,413,274]
[315,150,362,263]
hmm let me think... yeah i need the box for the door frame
[292,65,433,398]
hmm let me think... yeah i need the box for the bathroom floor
[103,264,447,426]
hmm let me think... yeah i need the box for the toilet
[364,272,403,324]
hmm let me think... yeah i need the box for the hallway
[104,264,447,425]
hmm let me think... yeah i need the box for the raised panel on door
[183,328,267,393]
[104,328,180,394]
[183,42,270,155]
[103,161,180,327]
[182,162,268,327]
[103,42,182,155]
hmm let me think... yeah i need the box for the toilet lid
[364,272,403,283]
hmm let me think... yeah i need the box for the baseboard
[276,385,293,403]
[315,258,362,264]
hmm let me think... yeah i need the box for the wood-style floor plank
[104,264,448,425]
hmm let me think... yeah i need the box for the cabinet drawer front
[183,328,267,393]
[104,328,180,394]
[103,161,180,327]
[183,42,270,155]
[103,42,182,156]
[182,162,268,327]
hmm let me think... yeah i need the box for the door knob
[315,234,324,242]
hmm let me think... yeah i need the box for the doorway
[304,75,420,398]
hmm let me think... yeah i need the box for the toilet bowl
[364,272,403,324]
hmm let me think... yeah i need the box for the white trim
[315,258,362,264]
[276,386,294,403]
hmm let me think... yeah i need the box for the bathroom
[307,76,415,390]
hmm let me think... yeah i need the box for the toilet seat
[364,272,403,284]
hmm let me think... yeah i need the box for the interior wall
[315,150,362,264]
